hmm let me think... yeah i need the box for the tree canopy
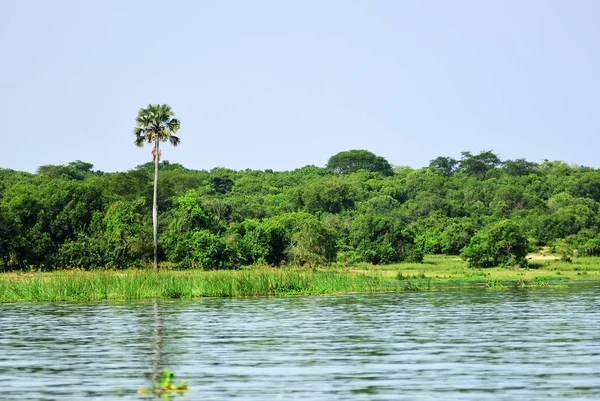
[327,150,394,176]
[1,150,599,271]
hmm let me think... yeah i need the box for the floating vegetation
[486,278,550,289]
[486,279,507,289]
[138,371,188,398]
[514,279,549,288]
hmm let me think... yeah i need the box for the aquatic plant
[514,279,549,288]
[1,254,599,302]
[138,370,188,398]
[0,268,398,302]
[486,279,506,289]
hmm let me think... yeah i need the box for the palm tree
[134,104,181,271]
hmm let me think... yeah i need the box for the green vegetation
[461,220,529,268]
[1,255,598,303]
[139,371,188,397]
[0,268,396,302]
[327,149,394,176]
[2,149,600,273]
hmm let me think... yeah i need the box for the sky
[1,0,599,173]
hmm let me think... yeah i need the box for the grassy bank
[2,255,599,303]
[364,255,600,282]
[0,268,400,303]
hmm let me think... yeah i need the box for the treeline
[1,150,600,271]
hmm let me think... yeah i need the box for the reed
[0,268,400,303]
[2,254,599,303]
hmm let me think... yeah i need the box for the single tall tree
[134,104,181,271]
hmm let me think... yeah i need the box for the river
[1,285,599,400]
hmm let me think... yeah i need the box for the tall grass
[0,268,399,303]
[3,254,599,303]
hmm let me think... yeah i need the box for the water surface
[1,286,599,400]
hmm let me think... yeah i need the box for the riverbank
[0,268,397,303]
[1,255,599,303]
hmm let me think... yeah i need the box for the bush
[415,230,443,254]
[461,220,529,268]
[162,229,235,269]
[570,229,600,257]
[441,219,477,255]
[353,240,400,265]
[403,244,424,263]
[551,238,574,262]
[285,218,337,267]
[53,235,110,269]
[580,238,600,256]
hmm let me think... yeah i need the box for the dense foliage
[1,150,599,271]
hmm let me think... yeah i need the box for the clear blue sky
[1,0,599,173]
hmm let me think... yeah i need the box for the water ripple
[0,286,599,400]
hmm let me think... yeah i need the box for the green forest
[1,149,599,272]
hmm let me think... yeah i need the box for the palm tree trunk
[153,137,159,272]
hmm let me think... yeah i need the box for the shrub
[580,238,600,256]
[461,220,529,268]
[285,219,337,267]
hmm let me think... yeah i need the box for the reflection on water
[1,286,599,400]
[151,300,165,385]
